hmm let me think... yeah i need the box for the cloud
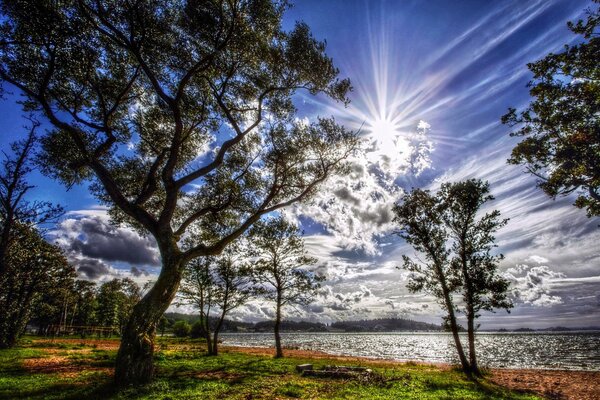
[55,212,160,266]
[130,266,150,277]
[504,264,566,307]
[49,209,160,282]
[289,118,433,255]
[524,255,549,264]
[76,257,113,280]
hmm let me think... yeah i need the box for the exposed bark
[467,312,480,376]
[436,265,470,373]
[274,289,283,358]
[114,248,183,386]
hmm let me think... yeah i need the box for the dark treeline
[28,277,141,337]
[330,318,441,332]
[163,314,441,334]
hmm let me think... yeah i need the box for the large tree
[393,180,511,376]
[502,0,600,216]
[0,0,356,385]
[249,216,322,358]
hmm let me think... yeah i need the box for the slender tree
[393,181,512,376]
[0,123,63,278]
[180,244,255,355]
[249,216,322,358]
[209,247,255,355]
[179,257,217,353]
[0,0,357,384]
[502,1,600,216]
[392,190,470,372]
[440,180,512,376]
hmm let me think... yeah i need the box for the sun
[368,117,400,140]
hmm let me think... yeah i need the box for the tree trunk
[114,253,183,387]
[436,266,470,373]
[204,315,214,356]
[211,309,227,356]
[467,310,480,376]
[274,293,283,358]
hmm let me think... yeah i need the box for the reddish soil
[489,368,600,400]
[22,355,111,378]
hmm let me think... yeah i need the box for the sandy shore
[224,346,600,400]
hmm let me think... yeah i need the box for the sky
[1,0,598,329]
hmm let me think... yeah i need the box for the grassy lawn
[0,337,541,400]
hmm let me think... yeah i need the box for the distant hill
[330,318,442,332]
[164,313,441,333]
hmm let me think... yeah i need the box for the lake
[220,331,600,371]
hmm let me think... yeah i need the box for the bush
[172,321,191,337]
[190,321,207,339]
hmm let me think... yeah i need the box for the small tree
[179,257,216,352]
[440,180,512,376]
[502,1,600,216]
[179,244,255,356]
[393,180,511,376]
[172,320,191,338]
[0,1,356,384]
[0,123,63,278]
[249,216,322,358]
[392,190,470,372]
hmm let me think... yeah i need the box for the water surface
[220,331,600,370]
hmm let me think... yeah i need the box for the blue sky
[1,0,598,329]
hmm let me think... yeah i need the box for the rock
[296,364,313,372]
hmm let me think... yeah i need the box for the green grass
[0,337,541,400]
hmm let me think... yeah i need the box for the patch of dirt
[489,369,600,400]
[193,371,246,381]
[22,355,111,378]
[32,338,120,351]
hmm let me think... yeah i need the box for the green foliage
[96,278,141,335]
[172,321,191,338]
[393,180,512,374]
[0,224,75,348]
[249,216,323,307]
[439,180,512,316]
[0,1,357,380]
[502,1,600,216]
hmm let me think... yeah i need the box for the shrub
[172,321,191,338]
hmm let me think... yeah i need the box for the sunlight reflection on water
[220,332,600,370]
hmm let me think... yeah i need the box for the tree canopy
[0,0,356,384]
[502,0,600,216]
[393,179,511,375]
[249,215,322,357]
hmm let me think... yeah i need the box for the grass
[0,336,541,400]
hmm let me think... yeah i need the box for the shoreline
[223,345,600,400]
